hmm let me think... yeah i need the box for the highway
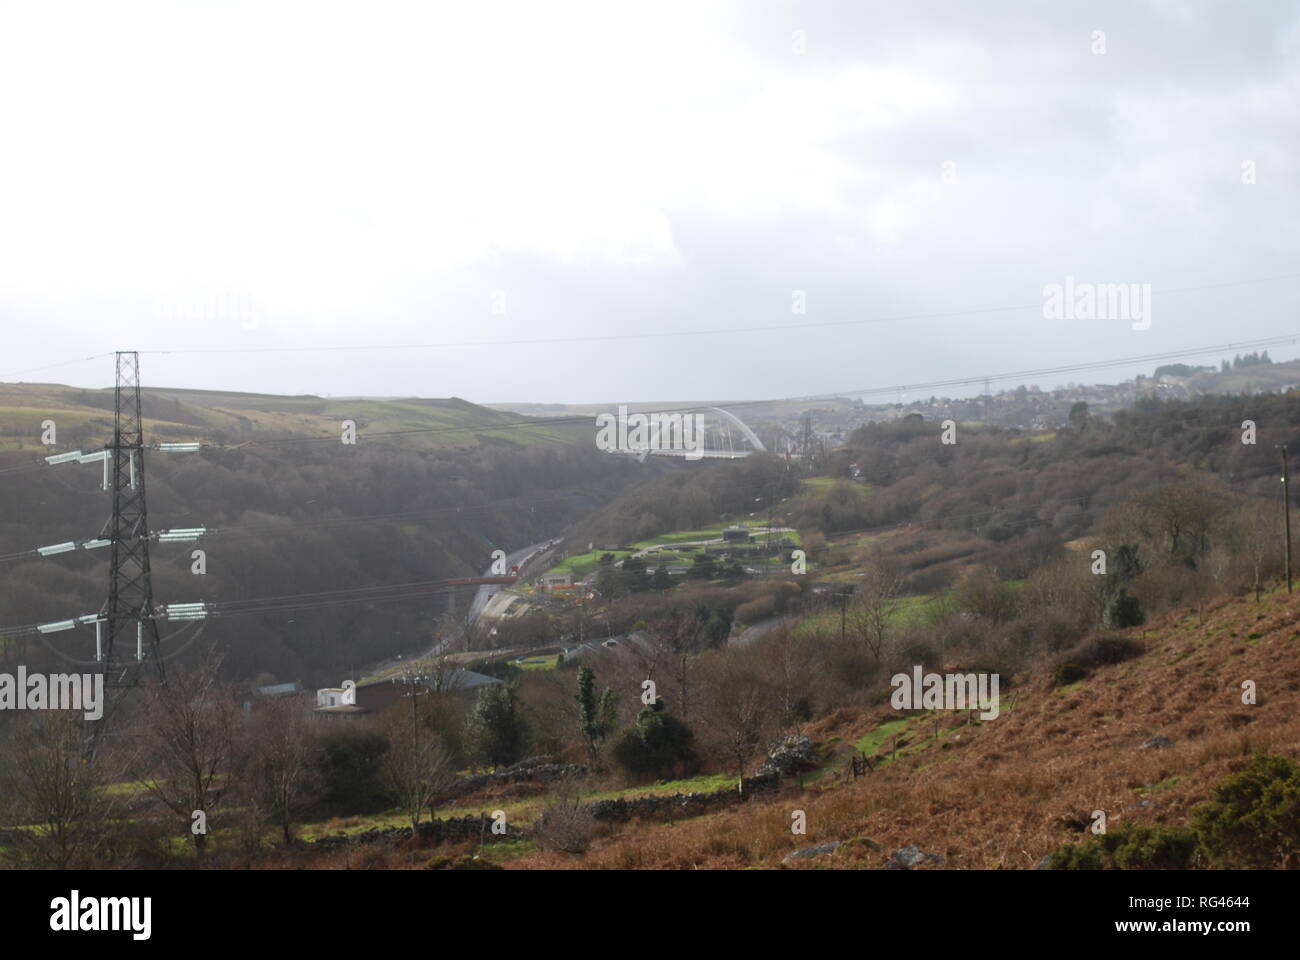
[435,537,556,655]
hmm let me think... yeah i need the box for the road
[435,538,556,655]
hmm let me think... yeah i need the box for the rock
[782,841,841,862]
[757,734,818,777]
[1140,735,1172,750]
[1034,855,1052,870]
[886,844,946,870]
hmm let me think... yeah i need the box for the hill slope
[510,587,1300,869]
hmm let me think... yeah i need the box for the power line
[2,334,1298,461]
[87,269,1300,358]
[211,333,1300,446]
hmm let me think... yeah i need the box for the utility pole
[1284,445,1293,594]
[103,351,165,684]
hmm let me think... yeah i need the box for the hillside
[503,587,1300,869]
[0,381,633,685]
[0,382,587,452]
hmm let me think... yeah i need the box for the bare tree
[757,625,817,732]
[130,649,243,862]
[703,656,774,794]
[0,712,114,868]
[847,551,904,662]
[379,706,457,833]
[246,695,324,845]
[1229,498,1277,602]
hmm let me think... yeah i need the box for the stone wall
[311,772,781,850]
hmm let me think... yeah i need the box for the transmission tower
[101,351,165,685]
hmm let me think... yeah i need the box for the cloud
[1,0,1298,401]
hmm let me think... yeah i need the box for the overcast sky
[1,0,1298,404]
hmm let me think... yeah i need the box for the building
[316,686,352,709]
[723,526,752,543]
[253,680,305,698]
[348,668,505,715]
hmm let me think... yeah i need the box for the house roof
[253,681,305,697]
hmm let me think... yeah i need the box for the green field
[541,521,799,582]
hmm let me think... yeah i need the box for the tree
[463,683,528,769]
[380,708,456,833]
[597,688,619,741]
[0,712,114,868]
[574,666,617,766]
[1101,543,1144,628]
[1068,401,1089,431]
[1229,499,1276,602]
[704,657,774,793]
[700,609,733,648]
[847,552,904,662]
[319,725,389,813]
[611,699,695,779]
[246,696,324,845]
[688,553,717,580]
[131,649,243,862]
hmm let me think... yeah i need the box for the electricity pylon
[101,351,165,685]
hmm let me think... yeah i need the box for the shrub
[533,796,595,854]
[1105,824,1197,869]
[1045,841,1104,870]
[318,727,390,814]
[1192,753,1300,869]
[1074,633,1142,669]
[463,684,529,769]
[1052,661,1087,687]
[611,701,696,779]
[1046,824,1196,870]
[1102,587,1144,629]
[735,595,776,625]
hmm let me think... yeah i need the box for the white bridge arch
[643,406,767,459]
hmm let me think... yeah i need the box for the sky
[1,0,1299,404]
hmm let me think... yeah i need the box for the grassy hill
[0,382,589,452]
[498,587,1299,869]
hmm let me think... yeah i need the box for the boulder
[886,844,946,870]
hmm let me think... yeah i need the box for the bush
[734,594,776,624]
[463,684,529,770]
[1102,588,1144,629]
[1046,824,1196,870]
[1045,841,1104,870]
[1192,753,1300,869]
[611,701,696,779]
[1106,825,1196,870]
[319,727,390,814]
[1075,633,1142,669]
[1052,661,1087,687]
[533,796,595,854]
